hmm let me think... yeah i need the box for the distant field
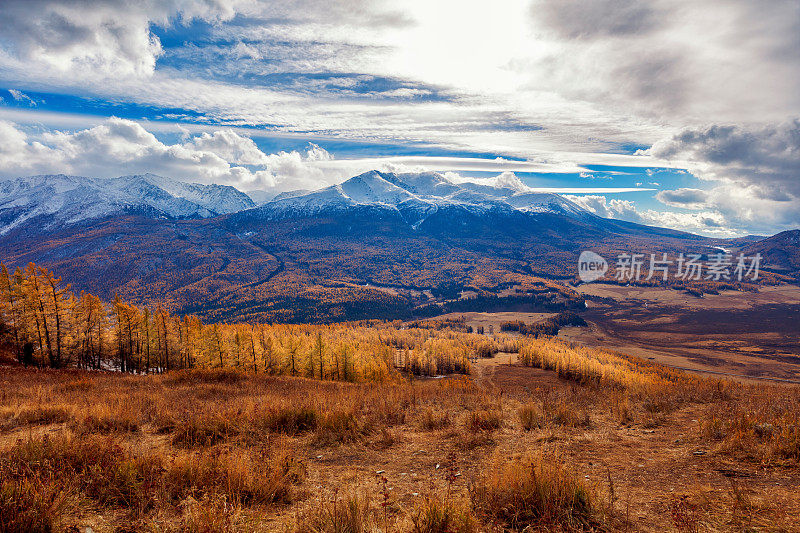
[564,284,800,383]
[421,311,557,332]
[576,283,800,309]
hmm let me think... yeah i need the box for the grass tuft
[0,477,71,533]
[471,452,599,531]
[410,496,478,533]
[296,491,373,532]
[466,410,502,432]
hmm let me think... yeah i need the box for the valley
[4,172,795,325]
[563,284,800,383]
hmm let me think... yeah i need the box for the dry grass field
[2,333,799,532]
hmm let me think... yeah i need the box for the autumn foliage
[0,262,501,378]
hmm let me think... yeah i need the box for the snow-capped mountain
[0,173,255,234]
[255,170,592,228]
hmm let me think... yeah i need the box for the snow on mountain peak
[0,174,255,235]
[257,170,591,226]
[0,170,594,235]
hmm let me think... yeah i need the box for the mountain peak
[0,173,255,235]
[255,170,592,227]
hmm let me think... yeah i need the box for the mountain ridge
[251,170,598,230]
[0,173,255,234]
[0,171,797,323]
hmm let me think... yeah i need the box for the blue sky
[0,1,798,237]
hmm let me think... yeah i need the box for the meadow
[2,330,799,532]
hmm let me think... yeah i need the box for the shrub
[517,403,541,431]
[264,405,319,434]
[296,492,373,532]
[471,453,598,531]
[314,410,366,446]
[165,447,304,506]
[2,431,306,520]
[466,410,502,432]
[419,408,450,431]
[0,478,70,533]
[175,494,242,533]
[410,496,477,533]
[3,434,162,514]
[72,405,140,434]
[6,405,71,430]
[172,414,233,448]
[549,403,591,429]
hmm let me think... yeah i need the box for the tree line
[0,263,494,380]
[500,312,587,337]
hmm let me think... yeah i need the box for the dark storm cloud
[531,0,658,40]
[649,120,800,197]
[656,188,709,208]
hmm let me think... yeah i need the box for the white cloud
[637,210,729,236]
[0,1,167,77]
[0,1,797,236]
[2,0,776,162]
[0,120,62,171]
[646,120,800,198]
[0,117,663,198]
[0,118,341,192]
[565,193,735,236]
[185,130,272,166]
[646,121,800,234]
[1,1,797,150]
[0,0,409,80]
[311,153,662,175]
[8,89,37,106]
[526,0,800,124]
[564,195,641,221]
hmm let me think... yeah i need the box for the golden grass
[0,476,71,533]
[519,337,800,463]
[466,409,503,432]
[410,496,478,533]
[0,403,70,431]
[296,491,374,532]
[0,367,495,530]
[470,452,600,531]
[1,333,799,530]
[517,403,542,431]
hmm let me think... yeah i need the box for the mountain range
[0,171,796,323]
[257,170,590,226]
[0,173,255,235]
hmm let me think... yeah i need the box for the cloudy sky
[0,0,798,237]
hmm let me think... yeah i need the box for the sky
[0,0,798,237]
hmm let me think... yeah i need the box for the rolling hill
[742,229,800,279]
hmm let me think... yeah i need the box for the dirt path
[471,351,519,389]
